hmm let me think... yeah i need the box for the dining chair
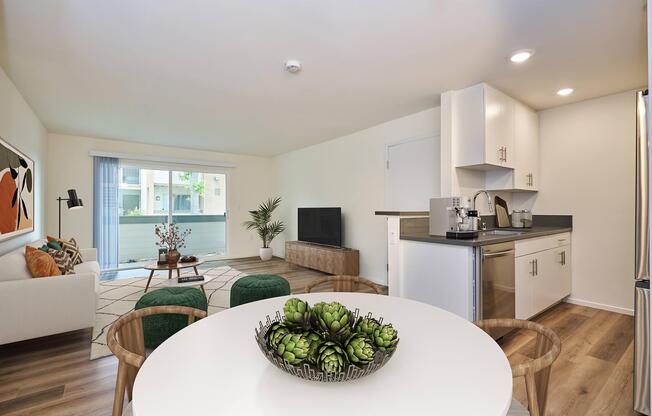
[474,319,561,416]
[107,305,208,416]
[304,275,382,294]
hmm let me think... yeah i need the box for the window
[121,167,140,185]
[117,164,227,265]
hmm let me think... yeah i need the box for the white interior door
[385,136,439,211]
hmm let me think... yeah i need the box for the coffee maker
[429,196,478,239]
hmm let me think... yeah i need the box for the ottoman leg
[168,269,173,280]
[144,270,155,293]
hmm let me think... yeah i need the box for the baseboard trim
[564,297,634,316]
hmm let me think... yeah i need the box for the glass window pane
[119,168,169,264]
[172,171,226,257]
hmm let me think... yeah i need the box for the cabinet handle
[535,259,538,276]
[562,251,566,266]
[504,147,508,163]
[530,260,536,275]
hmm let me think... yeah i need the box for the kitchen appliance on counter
[478,242,516,339]
[512,210,533,228]
[429,196,478,239]
[429,192,494,239]
[634,89,650,415]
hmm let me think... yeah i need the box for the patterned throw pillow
[47,248,74,275]
[25,246,61,278]
[47,236,83,265]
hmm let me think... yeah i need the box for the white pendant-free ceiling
[0,0,646,156]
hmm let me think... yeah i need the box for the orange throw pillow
[25,246,61,278]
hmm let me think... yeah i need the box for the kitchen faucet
[473,190,494,214]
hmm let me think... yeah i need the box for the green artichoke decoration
[266,322,290,350]
[312,301,352,341]
[345,334,376,365]
[316,341,349,373]
[373,324,399,351]
[283,298,311,329]
[354,317,381,341]
[302,330,324,364]
[276,333,311,365]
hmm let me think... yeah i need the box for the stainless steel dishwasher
[478,242,515,339]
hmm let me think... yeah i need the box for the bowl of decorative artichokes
[254,298,399,382]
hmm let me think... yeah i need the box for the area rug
[90,264,247,360]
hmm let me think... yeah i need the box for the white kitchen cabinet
[513,102,539,190]
[454,83,515,169]
[515,233,572,319]
[484,100,539,191]
[515,253,536,319]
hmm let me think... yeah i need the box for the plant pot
[259,247,273,261]
[167,249,181,265]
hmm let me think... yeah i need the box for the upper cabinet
[513,102,539,191]
[454,83,516,169]
[485,100,539,191]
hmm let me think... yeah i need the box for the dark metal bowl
[254,309,398,382]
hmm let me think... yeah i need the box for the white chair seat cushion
[508,399,529,415]
[73,261,100,278]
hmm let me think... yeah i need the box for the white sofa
[0,239,100,345]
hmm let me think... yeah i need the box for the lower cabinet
[515,233,571,320]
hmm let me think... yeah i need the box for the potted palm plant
[243,197,285,261]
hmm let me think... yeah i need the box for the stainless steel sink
[480,229,526,236]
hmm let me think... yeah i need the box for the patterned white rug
[91,264,247,360]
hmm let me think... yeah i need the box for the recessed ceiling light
[509,49,534,63]
[285,60,302,74]
[557,88,574,96]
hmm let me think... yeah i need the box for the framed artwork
[0,136,34,241]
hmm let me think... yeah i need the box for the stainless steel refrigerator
[635,89,651,415]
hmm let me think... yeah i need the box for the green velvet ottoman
[230,275,290,308]
[135,287,208,348]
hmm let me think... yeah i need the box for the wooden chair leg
[125,365,138,402]
[534,334,552,415]
[113,361,128,416]
[524,369,540,416]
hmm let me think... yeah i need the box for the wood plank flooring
[0,257,637,415]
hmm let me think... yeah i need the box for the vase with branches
[154,222,191,265]
[243,197,285,261]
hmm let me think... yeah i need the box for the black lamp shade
[66,189,83,209]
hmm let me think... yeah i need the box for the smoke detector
[285,60,302,74]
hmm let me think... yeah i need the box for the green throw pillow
[39,241,63,252]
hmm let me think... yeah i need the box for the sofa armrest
[80,248,97,262]
[0,273,97,344]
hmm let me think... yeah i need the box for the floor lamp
[57,189,83,238]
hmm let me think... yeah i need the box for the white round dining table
[132,293,512,416]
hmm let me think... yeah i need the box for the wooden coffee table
[143,260,204,293]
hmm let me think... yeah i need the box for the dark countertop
[375,211,429,217]
[400,226,572,247]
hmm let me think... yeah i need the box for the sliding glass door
[118,165,227,265]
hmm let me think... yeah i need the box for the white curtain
[93,156,119,269]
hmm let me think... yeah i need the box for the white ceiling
[0,0,647,156]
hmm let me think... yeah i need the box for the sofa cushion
[48,236,83,265]
[48,249,74,275]
[73,261,100,278]
[25,246,61,278]
[0,247,31,282]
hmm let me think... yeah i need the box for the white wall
[272,108,440,284]
[0,66,47,255]
[514,91,637,314]
[46,134,274,259]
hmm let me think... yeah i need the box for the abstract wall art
[0,137,34,241]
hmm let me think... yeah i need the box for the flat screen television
[298,207,342,247]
